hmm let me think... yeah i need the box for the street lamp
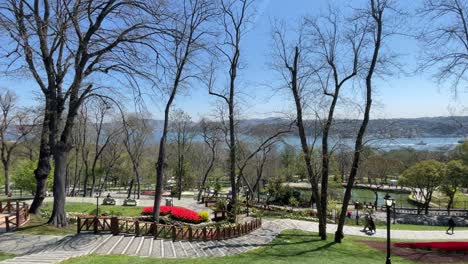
[384,193,394,264]
[393,200,396,224]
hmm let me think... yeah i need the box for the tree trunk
[3,165,9,195]
[48,147,68,227]
[373,190,378,209]
[447,194,454,215]
[127,179,134,199]
[289,46,324,239]
[82,161,89,197]
[90,169,96,197]
[178,154,184,200]
[29,117,51,214]
[334,1,382,243]
[136,171,141,200]
[197,147,215,202]
[154,99,173,223]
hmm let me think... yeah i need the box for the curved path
[1,219,468,264]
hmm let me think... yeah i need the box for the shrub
[198,211,210,222]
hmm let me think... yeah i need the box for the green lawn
[42,202,144,217]
[16,202,144,235]
[15,214,77,235]
[0,252,15,261]
[60,230,414,264]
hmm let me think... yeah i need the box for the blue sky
[1,0,465,120]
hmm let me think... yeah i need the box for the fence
[77,216,262,242]
[0,201,30,232]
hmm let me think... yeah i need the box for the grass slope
[61,230,415,264]
[0,252,14,262]
[16,202,144,235]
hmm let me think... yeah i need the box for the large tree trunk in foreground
[48,146,69,227]
[30,115,51,214]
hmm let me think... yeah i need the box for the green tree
[12,160,53,195]
[280,145,296,181]
[440,160,467,214]
[399,160,445,215]
[452,142,468,165]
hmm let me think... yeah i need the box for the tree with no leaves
[0,0,151,226]
[209,0,255,221]
[196,118,222,202]
[334,0,399,243]
[151,0,216,223]
[123,113,152,200]
[0,90,34,195]
[270,19,326,238]
[418,0,468,94]
[170,109,195,200]
[305,6,367,240]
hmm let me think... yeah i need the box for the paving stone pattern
[3,219,468,264]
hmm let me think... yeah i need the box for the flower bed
[142,206,203,224]
[394,242,468,253]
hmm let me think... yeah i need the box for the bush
[198,211,210,222]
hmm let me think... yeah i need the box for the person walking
[447,217,455,235]
[362,213,370,232]
[369,215,376,234]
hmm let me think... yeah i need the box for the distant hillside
[150,116,468,138]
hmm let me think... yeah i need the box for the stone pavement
[2,219,468,264]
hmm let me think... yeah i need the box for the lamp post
[393,200,396,224]
[384,193,394,264]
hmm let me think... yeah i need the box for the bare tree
[169,109,195,200]
[88,99,120,196]
[99,125,125,194]
[335,0,395,243]
[236,123,292,198]
[151,0,216,222]
[208,0,254,220]
[418,0,468,94]
[123,113,152,200]
[0,0,151,226]
[196,118,222,202]
[302,7,366,240]
[271,20,329,238]
[0,90,33,194]
[78,105,91,197]
[252,146,272,202]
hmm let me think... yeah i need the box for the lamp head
[384,193,393,207]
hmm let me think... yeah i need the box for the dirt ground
[361,240,468,263]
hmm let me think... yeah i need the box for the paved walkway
[2,219,468,263]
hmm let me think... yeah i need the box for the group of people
[362,213,376,234]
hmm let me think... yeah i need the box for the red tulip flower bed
[142,206,203,224]
[394,241,468,253]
